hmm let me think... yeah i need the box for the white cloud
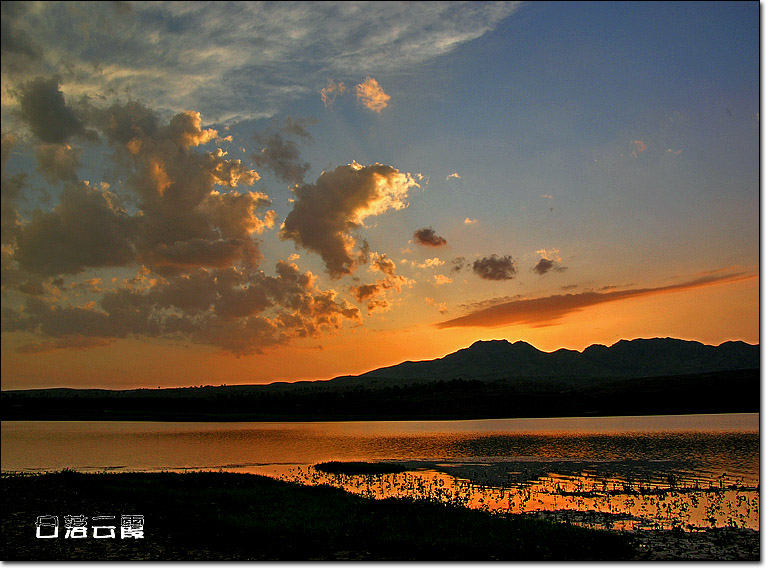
[2,2,522,123]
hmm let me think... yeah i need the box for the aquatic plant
[272,461,759,533]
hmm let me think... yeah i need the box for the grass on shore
[1,470,636,561]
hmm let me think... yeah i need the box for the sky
[0,1,761,390]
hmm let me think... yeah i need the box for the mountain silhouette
[359,338,759,382]
[2,337,759,421]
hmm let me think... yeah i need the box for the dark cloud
[35,143,81,184]
[280,162,418,278]
[5,261,362,355]
[413,227,447,247]
[144,238,250,272]
[90,100,160,147]
[251,117,317,186]
[18,77,87,143]
[14,182,139,276]
[449,256,468,273]
[252,132,310,186]
[351,283,381,302]
[532,258,567,275]
[437,272,755,329]
[282,116,315,141]
[472,254,516,281]
[0,2,44,77]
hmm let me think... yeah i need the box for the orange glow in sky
[0,2,759,390]
[1,273,758,390]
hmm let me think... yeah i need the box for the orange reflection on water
[2,416,759,532]
[264,464,759,532]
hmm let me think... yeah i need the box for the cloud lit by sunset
[355,77,391,113]
[0,2,759,390]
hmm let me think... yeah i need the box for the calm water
[1,414,759,530]
[0,413,760,474]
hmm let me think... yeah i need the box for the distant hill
[360,338,760,382]
[1,338,760,421]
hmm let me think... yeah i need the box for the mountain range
[1,337,759,421]
[356,337,759,382]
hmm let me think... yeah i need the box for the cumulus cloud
[79,102,266,274]
[434,274,452,285]
[14,181,139,276]
[437,272,755,329]
[463,217,478,225]
[446,172,461,180]
[349,253,413,314]
[355,77,391,113]
[280,162,418,277]
[1,96,349,355]
[472,254,516,281]
[413,227,447,247]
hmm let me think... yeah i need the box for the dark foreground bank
[1,368,759,421]
[1,470,638,561]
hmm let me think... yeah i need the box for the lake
[1,413,759,531]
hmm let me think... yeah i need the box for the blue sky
[0,1,760,388]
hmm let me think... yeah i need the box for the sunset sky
[0,1,760,390]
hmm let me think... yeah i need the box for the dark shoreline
[1,368,760,422]
[3,470,638,561]
[1,470,759,561]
